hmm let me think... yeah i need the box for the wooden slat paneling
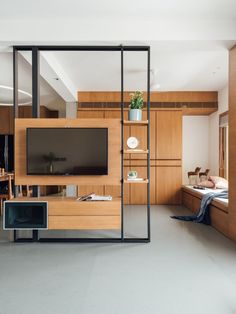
[229,44,236,241]
[78,91,218,103]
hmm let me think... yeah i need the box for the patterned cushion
[197,180,215,188]
[209,176,228,189]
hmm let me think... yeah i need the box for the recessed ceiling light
[0,85,32,106]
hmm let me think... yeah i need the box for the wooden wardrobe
[77,108,182,205]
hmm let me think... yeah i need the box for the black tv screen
[27,128,108,175]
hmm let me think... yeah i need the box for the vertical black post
[13,48,19,197]
[32,47,40,241]
[13,47,19,120]
[147,47,151,241]
[13,47,18,242]
[32,47,40,119]
[121,45,124,241]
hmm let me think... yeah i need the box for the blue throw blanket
[171,190,228,225]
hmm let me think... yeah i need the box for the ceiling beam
[21,51,77,102]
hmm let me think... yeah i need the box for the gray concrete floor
[1,205,236,314]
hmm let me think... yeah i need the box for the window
[219,111,229,179]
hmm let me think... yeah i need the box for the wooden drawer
[192,196,201,214]
[182,191,201,213]
[182,191,193,210]
[210,205,229,237]
[48,200,121,216]
[49,216,121,230]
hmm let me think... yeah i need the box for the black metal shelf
[13,44,151,243]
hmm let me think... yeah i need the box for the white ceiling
[0,52,65,111]
[44,41,229,92]
[1,0,236,20]
[0,41,231,109]
[0,0,235,108]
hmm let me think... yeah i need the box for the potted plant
[129,91,144,121]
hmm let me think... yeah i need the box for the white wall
[182,116,209,184]
[209,86,228,176]
[66,102,78,197]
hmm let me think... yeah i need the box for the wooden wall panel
[130,165,155,204]
[105,110,130,160]
[78,110,104,118]
[130,111,147,160]
[229,45,236,241]
[78,185,104,197]
[0,107,12,134]
[105,166,130,204]
[78,91,217,103]
[156,110,182,160]
[156,166,182,204]
[15,118,121,186]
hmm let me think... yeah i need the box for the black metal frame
[13,45,151,243]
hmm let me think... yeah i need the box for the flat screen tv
[26,128,108,175]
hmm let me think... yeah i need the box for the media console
[4,197,121,231]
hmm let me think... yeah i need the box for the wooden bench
[182,186,229,237]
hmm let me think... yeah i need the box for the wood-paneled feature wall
[14,118,121,186]
[77,107,182,205]
[229,45,236,242]
[77,91,218,116]
[78,91,217,103]
[0,106,58,135]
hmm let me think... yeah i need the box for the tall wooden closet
[77,108,182,205]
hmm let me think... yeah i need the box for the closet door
[156,165,182,204]
[156,110,182,159]
[155,110,182,204]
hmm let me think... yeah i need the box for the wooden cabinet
[76,108,183,205]
[155,110,182,204]
[156,110,182,159]
[156,166,182,204]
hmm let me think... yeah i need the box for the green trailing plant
[129,91,144,109]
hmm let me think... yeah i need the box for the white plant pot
[129,109,142,121]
